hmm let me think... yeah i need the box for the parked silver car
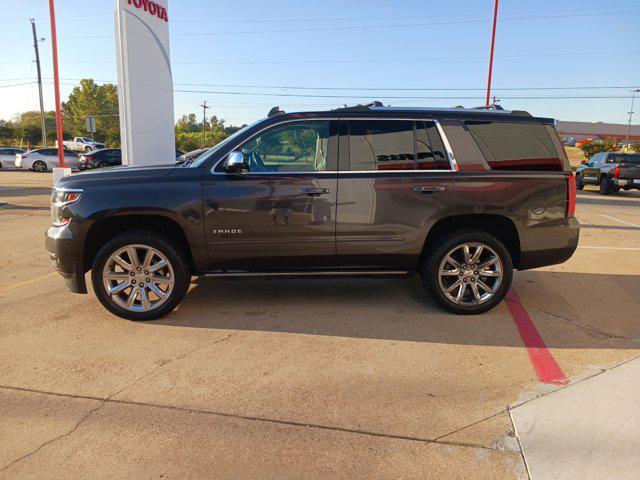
[15,148,80,172]
[0,147,26,169]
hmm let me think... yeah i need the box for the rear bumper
[45,223,87,293]
[517,217,580,270]
[613,178,640,188]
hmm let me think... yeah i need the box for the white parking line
[600,214,640,229]
[579,246,640,251]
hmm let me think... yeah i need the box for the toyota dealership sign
[115,0,174,166]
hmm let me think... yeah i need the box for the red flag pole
[485,0,499,107]
[48,0,66,168]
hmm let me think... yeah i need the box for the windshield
[189,118,265,167]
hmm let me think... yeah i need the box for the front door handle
[299,187,331,196]
[413,185,445,194]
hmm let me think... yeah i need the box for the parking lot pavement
[1,171,639,479]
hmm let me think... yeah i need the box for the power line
[0,82,37,88]
[4,49,637,67]
[172,88,638,100]
[11,2,637,24]
[8,8,640,42]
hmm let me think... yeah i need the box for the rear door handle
[299,187,331,196]
[413,185,445,194]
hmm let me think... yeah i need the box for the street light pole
[199,101,210,147]
[30,18,47,147]
[47,0,66,169]
[626,89,640,149]
[485,0,499,107]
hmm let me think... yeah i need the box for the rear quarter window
[608,154,640,164]
[465,121,564,171]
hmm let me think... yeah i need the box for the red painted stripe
[505,288,568,385]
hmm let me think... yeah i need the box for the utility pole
[626,89,640,149]
[199,101,210,147]
[30,18,47,147]
[485,0,499,107]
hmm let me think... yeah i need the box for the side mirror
[223,151,247,174]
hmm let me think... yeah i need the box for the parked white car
[15,148,80,172]
[0,147,26,169]
[56,137,106,153]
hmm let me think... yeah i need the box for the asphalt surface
[1,170,639,479]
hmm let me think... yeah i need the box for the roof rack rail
[470,104,532,116]
[471,104,505,111]
[268,106,285,117]
[332,101,384,112]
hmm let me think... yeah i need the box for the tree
[579,137,618,159]
[174,113,243,152]
[62,79,120,146]
[631,143,640,154]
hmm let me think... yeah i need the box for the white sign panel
[114,0,174,166]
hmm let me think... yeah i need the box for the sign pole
[48,0,66,169]
[485,0,499,107]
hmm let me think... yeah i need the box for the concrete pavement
[1,171,639,479]
[511,356,640,480]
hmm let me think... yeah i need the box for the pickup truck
[575,152,640,194]
[56,137,106,153]
[46,104,579,321]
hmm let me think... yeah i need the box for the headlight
[51,188,83,226]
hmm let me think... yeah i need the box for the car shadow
[149,271,640,349]
[0,186,52,198]
[577,189,640,207]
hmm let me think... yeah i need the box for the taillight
[567,172,576,217]
[613,166,620,178]
[51,188,83,226]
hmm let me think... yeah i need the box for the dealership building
[556,120,640,144]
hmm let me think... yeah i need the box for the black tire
[85,146,92,153]
[32,160,47,172]
[421,230,513,315]
[91,230,190,321]
[575,173,584,190]
[599,176,611,195]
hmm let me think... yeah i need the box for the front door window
[241,121,330,173]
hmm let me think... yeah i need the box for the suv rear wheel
[575,173,584,190]
[91,230,190,321]
[422,230,513,315]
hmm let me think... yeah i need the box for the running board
[200,270,411,278]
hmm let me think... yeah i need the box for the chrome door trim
[202,270,410,278]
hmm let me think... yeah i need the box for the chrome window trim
[210,116,458,175]
[52,187,84,193]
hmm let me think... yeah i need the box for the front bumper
[45,223,87,293]
[517,217,580,270]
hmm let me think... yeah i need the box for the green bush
[579,137,618,159]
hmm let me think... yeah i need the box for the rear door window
[466,121,562,171]
[348,120,415,171]
[608,154,640,164]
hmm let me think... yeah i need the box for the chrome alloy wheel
[438,242,503,306]
[102,244,174,312]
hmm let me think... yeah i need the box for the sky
[1,0,639,127]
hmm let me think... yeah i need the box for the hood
[55,164,177,189]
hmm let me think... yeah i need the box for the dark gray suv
[46,104,579,320]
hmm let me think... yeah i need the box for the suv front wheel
[422,230,513,315]
[91,230,190,321]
